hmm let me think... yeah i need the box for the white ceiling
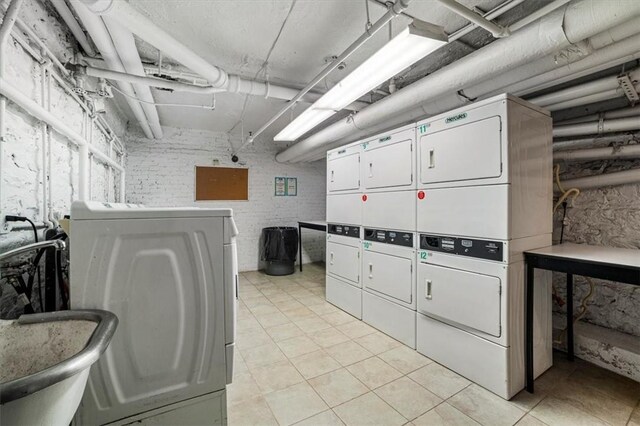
[110,0,523,145]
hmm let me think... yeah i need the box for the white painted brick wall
[125,127,327,272]
[0,0,127,317]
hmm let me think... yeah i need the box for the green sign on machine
[418,124,430,134]
[445,112,468,123]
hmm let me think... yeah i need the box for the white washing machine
[326,223,362,319]
[327,143,362,226]
[70,201,238,425]
[415,233,552,399]
[361,228,416,348]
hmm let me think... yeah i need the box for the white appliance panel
[417,262,501,337]
[419,116,502,185]
[362,191,415,231]
[326,240,360,285]
[362,291,416,348]
[327,193,362,225]
[363,138,413,190]
[416,313,512,398]
[327,153,360,193]
[326,275,362,319]
[417,185,509,239]
[72,216,229,425]
[362,250,413,305]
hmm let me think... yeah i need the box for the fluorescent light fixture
[275,20,448,141]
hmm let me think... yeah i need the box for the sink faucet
[0,240,66,263]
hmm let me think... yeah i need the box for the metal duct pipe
[435,0,509,38]
[277,0,640,163]
[530,68,639,109]
[50,0,96,56]
[553,133,639,151]
[71,1,154,139]
[555,106,640,126]
[81,65,223,94]
[553,116,640,138]
[546,88,629,112]
[80,62,367,110]
[76,0,366,110]
[103,18,163,138]
[558,168,640,190]
[0,77,124,172]
[79,0,228,88]
[554,144,640,162]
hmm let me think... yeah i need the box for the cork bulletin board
[195,166,248,201]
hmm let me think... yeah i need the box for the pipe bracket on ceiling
[618,74,639,104]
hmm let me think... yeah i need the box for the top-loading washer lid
[71,201,233,220]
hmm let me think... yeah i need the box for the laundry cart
[70,201,238,425]
[414,94,553,399]
[326,142,364,318]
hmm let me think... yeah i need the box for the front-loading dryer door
[417,262,501,337]
[363,249,413,305]
[71,217,227,425]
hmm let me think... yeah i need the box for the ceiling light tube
[275,20,448,141]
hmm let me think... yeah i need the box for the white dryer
[415,233,552,399]
[327,143,362,226]
[326,223,362,319]
[361,228,416,348]
[361,125,416,232]
[70,201,238,425]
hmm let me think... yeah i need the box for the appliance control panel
[328,223,360,238]
[419,234,503,262]
[364,228,413,247]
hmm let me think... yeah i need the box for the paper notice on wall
[275,177,286,196]
[287,178,297,196]
[275,177,297,196]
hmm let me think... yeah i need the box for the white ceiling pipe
[557,168,640,191]
[82,65,223,94]
[435,0,509,38]
[296,27,640,162]
[508,0,571,32]
[556,106,640,126]
[50,0,96,56]
[446,0,525,41]
[103,18,162,138]
[277,0,640,163]
[0,77,123,171]
[546,88,628,112]
[530,68,640,107]
[71,1,154,139]
[79,0,228,88]
[553,133,639,151]
[588,16,640,50]
[553,116,640,138]
[554,144,640,162]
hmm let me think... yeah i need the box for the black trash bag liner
[260,227,298,276]
[260,227,298,261]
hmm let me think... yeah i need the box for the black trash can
[261,227,298,276]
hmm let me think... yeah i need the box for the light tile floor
[229,264,640,426]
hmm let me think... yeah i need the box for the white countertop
[526,243,639,269]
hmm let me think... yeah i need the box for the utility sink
[0,310,118,425]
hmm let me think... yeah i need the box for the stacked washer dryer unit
[360,124,418,348]
[326,142,364,318]
[414,94,553,399]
